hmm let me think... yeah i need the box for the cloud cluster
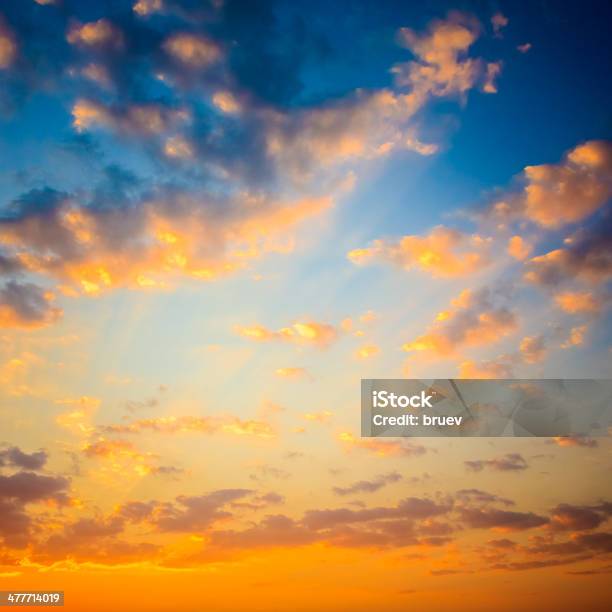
[403,288,517,356]
[348,226,492,278]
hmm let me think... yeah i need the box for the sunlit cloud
[349,226,492,277]
[403,288,517,356]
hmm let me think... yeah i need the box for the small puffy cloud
[303,411,333,423]
[395,12,485,99]
[133,0,163,16]
[212,91,241,114]
[482,61,502,93]
[355,344,380,360]
[275,367,308,379]
[519,335,547,364]
[67,19,123,49]
[163,135,194,159]
[338,432,427,457]
[517,43,532,53]
[164,33,221,68]
[236,320,337,347]
[560,325,587,349]
[348,226,491,278]
[333,472,402,496]
[491,13,509,36]
[554,291,601,314]
[0,17,17,70]
[465,453,528,472]
[550,435,598,448]
[507,235,531,260]
[0,282,62,329]
[403,288,517,356]
[458,359,513,379]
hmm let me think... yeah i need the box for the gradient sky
[0,1,611,610]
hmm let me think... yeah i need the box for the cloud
[355,344,380,360]
[493,141,612,228]
[0,446,47,471]
[458,359,513,379]
[117,489,252,533]
[0,186,335,295]
[0,282,62,329]
[133,0,163,17]
[491,13,509,36]
[0,17,17,69]
[560,325,587,349]
[507,235,532,260]
[519,335,547,364]
[458,507,548,531]
[163,33,221,68]
[549,435,598,448]
[274,367,308,379]
[100,415,274,438]
[395,12,489,101]
[72,99,190,135]
[348,226,491,278]
[0,471,69,507]
[465,453,528,473]
[549,503,612,532]
[303,411,333,424]
[517,43,532,54]
[554,291,602,314]
[338,432,427,458]
[67,19,123,49]
[403,288,517,356]
[333,472,402,496]
[235,320,337,347]
[482,61,502,93]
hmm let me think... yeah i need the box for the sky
[0,0,611,610]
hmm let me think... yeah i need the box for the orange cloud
[101,415,274,438]
[67,19,123,49]
[236,320,337,348]
[554,291,601,314]
[164,33,221,67]
[0,17,17,69]
[275,367,308,379]
[494,141,612,228]
[560,325,587,349]
[348,226,491,277]
[133,0,162,16]
[458,359,513,379]
[507,235,531,260]
[212,91,241,114]
[338,432,427,457]
[403,288,517,356]
[355,344,380,360]
[519,335,546,364]
[0,192,334,295]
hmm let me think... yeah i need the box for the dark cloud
[525,217,612,287]
[465,453,528,473]
[458,507,548,531]
[550,503,612,532]
[332,471,402,496]
[0,446,47,471]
